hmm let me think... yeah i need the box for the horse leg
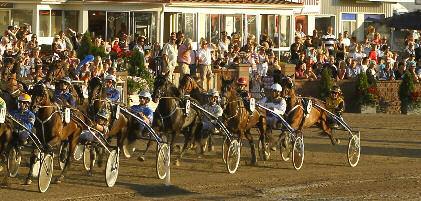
[175,131,190,167]
[24,149,38,185]
[321,119,340,145]
[244,130,257,165]
[55,133,78,183]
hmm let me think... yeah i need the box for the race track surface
[1,113,421,200]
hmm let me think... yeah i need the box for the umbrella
[76,54,94,74]
[385,11,421,30]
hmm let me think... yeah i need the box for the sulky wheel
[83,145,96,171]
[226,139,241,174]
[222,137,229,163]
[156,143,170,180]
[58,142,69,170]
[347,133,361,167]
[74,144,84,161]
[280,133,292,162]
[105,149,119,187]
[292,136,304,170]
[7,147,21,178]
[38,154,54,193]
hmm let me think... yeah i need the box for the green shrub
[77,31,107,59]
[320,67,334,100]
[356,73,377,106]
[399,71,420,109]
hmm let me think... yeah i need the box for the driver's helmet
[331,86,342,94]
[18,93,31,102]
[207,89,219,97]
[237,77,247,86]
[97,109,110,120]
[270,83,283,92]
[104,75,117,83]
[138,90,152,101]
[60,77,72,85]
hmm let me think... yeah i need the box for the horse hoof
[264,152,270,161]
[24,178,32,185]
[174,160,180,166]
[208,146,215,152]
[270,146,277,152]
[137,156,145,162]
[122,145,131,158]
[0,165,3,172]
[336,139,341,144]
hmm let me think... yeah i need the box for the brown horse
[152,73,203,166]
[87,77,129,164]
[0,118,14,186]
[29,83,85,184]
[280,77,340,145]
[221,79,269,164]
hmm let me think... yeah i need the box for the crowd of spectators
[290,24,421,83]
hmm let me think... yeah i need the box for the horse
[29,83,85,184]
[151,73,203,165]
[178,74,215,153]
[280,76,340,145]
[0,118,14,186]
[221,78,269,165]
[86,76,129,167]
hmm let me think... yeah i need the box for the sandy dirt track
[1,113,421,201]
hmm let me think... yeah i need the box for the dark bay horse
[87,77,129,162]
[0,118,14,185]
[30,83,85,184]
[152,73,202,166]
[280,77,340,145]
[221,79,269,165]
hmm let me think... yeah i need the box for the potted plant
[356,73,378,113]
[399,72,421,114]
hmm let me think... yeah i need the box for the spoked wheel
[347,133,361,167]
[156,143,170,180]
[58,142,69,170]
[83,145,96,171]
[74,144,84,161]
[105,149,119,187]
[226,139,241,174]
[38,154,54,193]
[292,136,304,170]
[222,137,229,163]
[280,133,291,162]
[7,147,21,177]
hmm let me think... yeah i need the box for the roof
[166,0,303,4]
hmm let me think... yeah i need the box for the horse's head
[220,78,236,109]
[178,74,196,96]
[31,83,51,110]
[152,72,179,103]
[88,77,103,104]
[280,75,295,99]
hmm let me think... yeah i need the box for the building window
[246,15,257,40]
[11,10,32,27]
[0,11,9,33]
[107,12,129,39]
[177,13,197,42]
[133,12,157,44]
[342,13,357,36]
[88,11,106,39]
[261,15,291,48]
[39,10,80,37]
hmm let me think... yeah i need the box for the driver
[53,77,76,107]
[10,93,35,145]
[236,77,253,114]
[130,90,154,132]
[326,85,345,126]
[259,83,286,129]
[201,89,223,152]
[104,75,120,103]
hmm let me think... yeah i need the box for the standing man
[295,23,306,39]
[162,34,178,82]
[197,38,215,91]
[322,26,336,56]
[177,38,192,78]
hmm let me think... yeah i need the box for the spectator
[295,23,306,39]
[177,38,192,78]
[218,31,230,55]
[256,47,268,77]
[295,62,306,79]
[394,61,406,80]
[290,36,303,64]
[368,44,378,64]
[162,34,178,81]
[408,61,419,83]
[346,59,361,79]
[311,29,322,48]
[305,64,317,81]
[197,38,215,90]
[379,62,395,81]
[322,26,336,56]
[337,60,347,80]
[366,61,377,84]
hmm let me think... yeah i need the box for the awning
[385,11,421,30]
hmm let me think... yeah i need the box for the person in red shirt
[368,44,378,64]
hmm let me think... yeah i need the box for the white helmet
[105,75,117,83]
[138,91,152,100]
[207,89,219,97]
[271,83,283,92]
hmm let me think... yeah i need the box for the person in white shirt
[218,31,230,57]
[259,83,287,129]
[197,38,215,91]
[295,23,306,40]
[162,34,178,82]
[200,89,223,152]
[342,31,351,48]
